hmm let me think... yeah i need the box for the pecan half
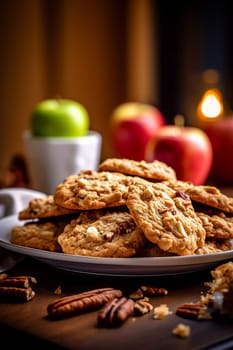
[0,286,35,301]
[0,273,8,281]
[141,285,168,296]
[47,287,122,319]
[176,302,210,320]
[97,297,134,327]
[0,275,37,288]
[0,275,37,302]
[129,285,168,300]
[134,300,153,316]
[129,288,144,300]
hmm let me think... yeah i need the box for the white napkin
[0,188,47,272]
[0,188,46,218]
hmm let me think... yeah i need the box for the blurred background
[0,0,232,179]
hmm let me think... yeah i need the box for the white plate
[0,215,233,277]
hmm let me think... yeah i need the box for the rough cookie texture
[201,262,233,318]
[172,323,190,338]
[98,158,176,181]
[58,211,146,257]
[165,180,233,214]
[136,241,175,257]
[18,195,78,220]
[74,207,129,224]
[195,238,232,254]
[11,218,72,252]
[196,211,233,239]
[9,158,233,258]
[54,170,133,210]
[126,178,206,255]
[204,261,233,294]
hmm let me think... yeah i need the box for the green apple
[30,98,90,137]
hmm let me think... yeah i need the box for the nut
[134,300,153,316]
[129,285,168,300]
[0,273,8,281]
[97,297,134,327]
[0,275,37,302]
[47,287,122,319]
[129,288,144,300]
[0,286,35,301]
[0,275,37,288]
[176,302,210,320]
[141,285,168,296]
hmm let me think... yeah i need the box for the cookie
[18,195,78,220]
[165,180,233,214]
[11,218,71,252]
[195,238,232,254]
[137,241,175,257]
[196,211,233,239]
[98,158,177,181]
[126,177,206,255]
[75,206,129,224]
[58,211,146,257]
[54,170,133,210]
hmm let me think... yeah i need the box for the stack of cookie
[11,158,233,257]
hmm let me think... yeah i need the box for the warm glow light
[197,88,223,122]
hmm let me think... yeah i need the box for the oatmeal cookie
[137,241,175,257]
[126,178,206,255]
[75,206,129,224]
[11,218,72,252]
[195,238,232,254]
[196,211,233,239]
[54,170,133,210]
[18,195,78,220]
[98,158,176,181]
[58,211,146,257]
[165,180,233,214]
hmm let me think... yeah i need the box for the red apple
[204,116,233,185]
[109,102,165,160]
[145,125,213,185]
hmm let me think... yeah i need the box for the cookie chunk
[11,218,71,252]
[98,158,176,181]
[126,178,206,255]
[200,261,233,318]
[58,211,146,257]
[54,170,133,210]
[18,195,78,220]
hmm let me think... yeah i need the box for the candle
[197,88,223,124]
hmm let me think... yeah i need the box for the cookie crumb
[153,304,172,319]
[54,285,62,295]
[172,323,190,338]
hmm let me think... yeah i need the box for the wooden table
[0,256,233,349]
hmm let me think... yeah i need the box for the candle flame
[197,88,223,121]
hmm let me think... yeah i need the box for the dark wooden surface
[0,257,233,350]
